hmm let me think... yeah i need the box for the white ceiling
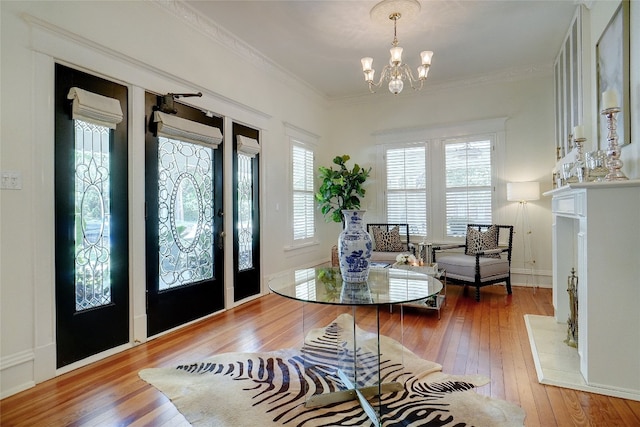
[184,0,579,100]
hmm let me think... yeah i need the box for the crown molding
[151,0,327,103]
[431,63,554,92]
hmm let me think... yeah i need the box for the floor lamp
[507,181,540,287]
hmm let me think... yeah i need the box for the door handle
[218,231,225,250]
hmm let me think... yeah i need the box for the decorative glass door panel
[237,153,253,271]
[74,120,112,311]
[145,91,224,336]
[158,137,214,290]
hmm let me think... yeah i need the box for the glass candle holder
[586,150,608,182]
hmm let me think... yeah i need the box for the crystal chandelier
[361,0,433,95]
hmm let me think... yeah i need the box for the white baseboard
[511,268,551,288]
[134,313,148,345]
[1,350,36,399]
[34,342,56,383]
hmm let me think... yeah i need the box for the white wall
[1,0,638,400]
[324,75,556,284]
[0,0,329,398]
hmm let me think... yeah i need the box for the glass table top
[268,266,442,306]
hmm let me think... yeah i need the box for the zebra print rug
[139,313,525,426]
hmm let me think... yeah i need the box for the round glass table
[268,266,443,426]
[268,266,442,306]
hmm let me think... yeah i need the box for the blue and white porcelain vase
[338,209,372,283]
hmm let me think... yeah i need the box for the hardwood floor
[2,284,639,426]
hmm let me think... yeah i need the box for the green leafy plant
[315,155,371,223]
[317,267,341,301]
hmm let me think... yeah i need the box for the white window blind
[444,139,493,236]
[292,144,315,241]
[385,146,427,236]
[237,135,260,158]
[153,111,222,147]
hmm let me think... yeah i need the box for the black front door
[144,92,225,336]
[54,64,129,367]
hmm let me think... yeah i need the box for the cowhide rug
[139,313,525,426]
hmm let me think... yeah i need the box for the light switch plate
[1,170,23,190]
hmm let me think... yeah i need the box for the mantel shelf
[543,179,640,197]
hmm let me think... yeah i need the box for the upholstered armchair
[366,223,414,263]
[432,224,513,302]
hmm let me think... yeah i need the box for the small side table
[391,263,446,319]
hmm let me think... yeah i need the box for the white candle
[602,90,618,110]
[573,125,584,139]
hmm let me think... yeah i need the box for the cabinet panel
[554,6,582,161]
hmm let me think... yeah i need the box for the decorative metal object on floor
[565,268,578,348]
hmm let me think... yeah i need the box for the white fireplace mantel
[545,180,640,397]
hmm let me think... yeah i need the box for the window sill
[283,240,320,252]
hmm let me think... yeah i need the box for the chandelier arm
[399,64,425,91]
[399,64,416,83]
[368,65,393,90]
[408,78,425,91]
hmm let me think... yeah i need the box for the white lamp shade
[390,46,403,64]
[418,64,430,80]
[361,57,373,72]
[364,69,375,82]
[420,51,433,65]
[507,181,540,202]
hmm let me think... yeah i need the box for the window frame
[383,143,428,237]
[441,135,495,237]
[375,118,506,243]
[284,123,320,250]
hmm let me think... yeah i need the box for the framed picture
[596,1,630,148]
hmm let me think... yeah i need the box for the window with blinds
[292,144,315,241]
[444,138,493,236]
[385,146,427,236]
[384,135,494,240]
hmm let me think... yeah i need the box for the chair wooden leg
[475,286,481,302]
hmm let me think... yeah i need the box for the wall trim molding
[372,117,509,143]
[22,13,272,127]
[283,122,321,141]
